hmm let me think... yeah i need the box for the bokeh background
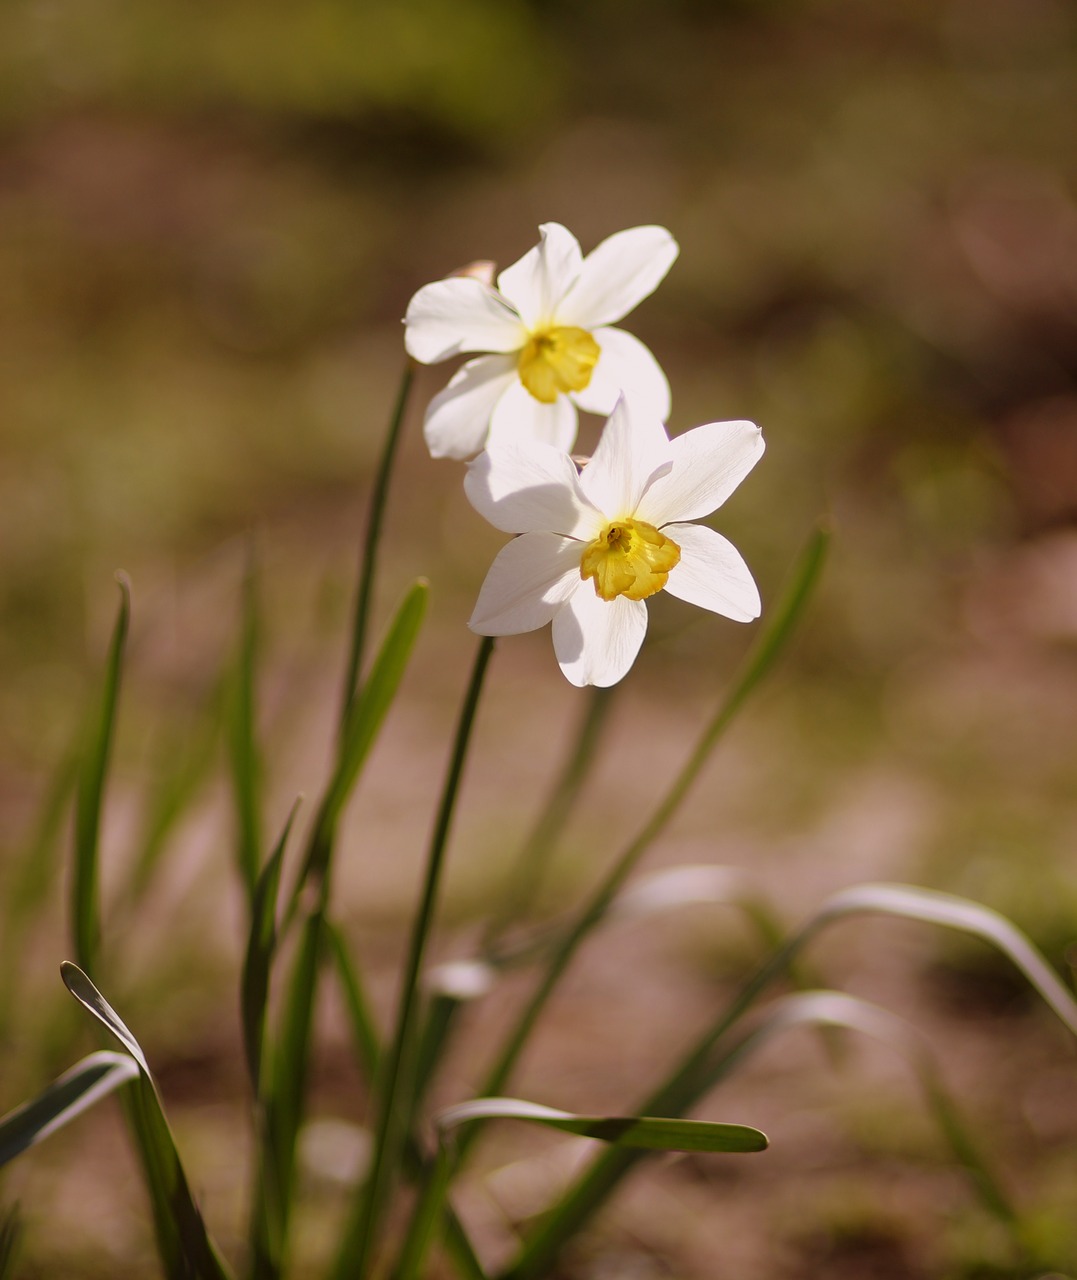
[2,0,1077,1275]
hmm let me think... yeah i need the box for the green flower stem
[332,634,496,1280]
[340,359,416,727]
[482,685,615,955]
[467,526,828,1143]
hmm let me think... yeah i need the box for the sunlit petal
[636,420,765,526]
[404,278,526,363]
[556,225,678,329]
[465,446,601,538]
[662,523,761,622]
[469,535,584,635]
[422,356,517,459]
[552,588,648,687]
[578,397,672,518]
[497,223,584,330]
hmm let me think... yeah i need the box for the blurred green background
[2,0,1077,1275]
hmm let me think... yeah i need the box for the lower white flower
[465,399,764,687]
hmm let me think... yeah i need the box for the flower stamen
[580,518,680,602]
[518,326,601,404]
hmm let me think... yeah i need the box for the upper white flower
[405,222,678,460]
[464,399,764,687]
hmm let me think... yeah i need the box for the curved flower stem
[465,525,828,1153]
[482,685,615,955]
[340,359,416,728]
[332,634,496,1280]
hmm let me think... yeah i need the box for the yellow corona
[580,519,680,602]
[517,326,601,404]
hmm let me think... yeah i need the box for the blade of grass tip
[331,634,496,1280]
[326,921,380,1082]
[229,547,264,901]
[72,573,130,977]
[340,359,416,727]
[506,880,1074,1280]
[469,523,829,1143]
[0,1051,139,1166]
[60,963,233,1280]
[242,800,301,1095]
[291,578,429,912]
[482,685,616,954]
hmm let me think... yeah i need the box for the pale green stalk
[331,634,497,1280]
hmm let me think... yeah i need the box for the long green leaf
[326,921,380,1082]
[241,801,300,1093]
[228,551,263,900]
[61,963,233,1280]
[294,579,429,903]
[72,574,130,975]
[438,1098,767,1154]
[0,1051,138,1167]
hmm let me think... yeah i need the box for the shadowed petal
[570,326,671,420]
[662,523,761,622]
[578,397,672,518]
[489,379,579,453]
[465,445,600,537]
[405,278,527,362]
[469,535,583,635]
[423,355,517,459]
[552,588,648,687]
[497,223,584,330]
[636,420,765,526]
[555,225,678,329]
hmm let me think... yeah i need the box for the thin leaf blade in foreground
[438,1098,767,1154]
[61,963,233,1280]
[0,1051,138,1167]
[72,574,130,975]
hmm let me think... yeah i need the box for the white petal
[635,420,765,526]
[488,378,579,453]
[577,397,672,519]
[662,523,761,622]
[404,278,526,363]
[469,535,583,635]
[465,444,600,537]
[552,588,648,687]
[555,225,678,329]
[496,223,584,330]
[423,356,517,459]
[570,326,671,420]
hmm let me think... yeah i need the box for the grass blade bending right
[72,574,130,977]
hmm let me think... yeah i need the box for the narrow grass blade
[326,922,380,1081]
[242,801,300,1093]
[340,360,415,723]
[439,1098,767,1154]
[72,574,130,976]
[814,883,1077,1037]
[295,579,429,902]
[228,551,263,900]
[60,963,233,1280]
[0,1051,138,1166]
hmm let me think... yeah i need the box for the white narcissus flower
[404,222,678,459]
[465,399,765,687]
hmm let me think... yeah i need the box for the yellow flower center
[517,326,601,404]
[580,519,681,602]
